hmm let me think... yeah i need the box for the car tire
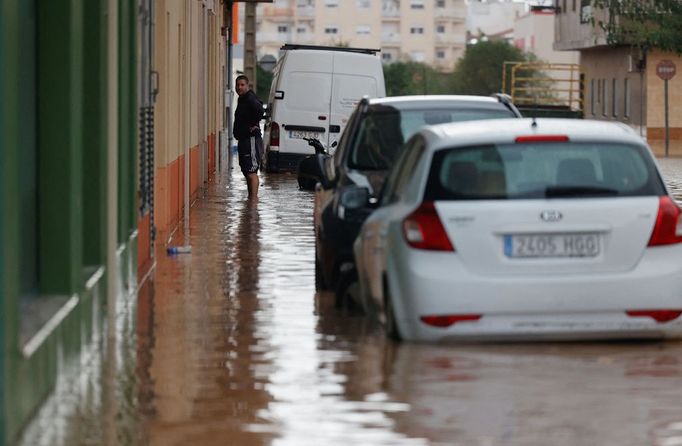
[315,247,328,291]
[383,278,402,342]
[335,268,358,310]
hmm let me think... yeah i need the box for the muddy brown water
[18,157,682,446]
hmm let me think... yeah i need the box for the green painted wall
[0,0,140,443]
[0,1,21,442]
[38,0,84,296]
[82,0,108,269]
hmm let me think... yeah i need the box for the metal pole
[226,0,234,169]
[184,2,191,234]
[664,78,669,157]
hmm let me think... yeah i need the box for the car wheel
[315,248,328,291]
[383,278,402,342]
[335,268,358,310]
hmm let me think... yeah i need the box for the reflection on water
[17,159,682,446]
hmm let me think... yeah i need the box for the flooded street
[19,157,682,446]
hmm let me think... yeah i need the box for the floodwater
[18,156,682,446]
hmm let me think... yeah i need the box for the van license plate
[504,233,600,258]
[289,130,322,140]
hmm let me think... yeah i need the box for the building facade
[0,1,229,444]
[254,0,467,71]
[554,1,682,141]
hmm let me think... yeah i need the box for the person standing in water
[233,75,264,197]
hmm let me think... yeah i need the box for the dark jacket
[233,90,263,140]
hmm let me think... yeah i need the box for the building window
[436,24,445,33]
[357,0,371,7]
[297,27,307,34]
[324,26,338,34]
[411,0,425,9]
[624,78,630,118]
[580,0,592,23]
[356,25,371,34]
[611,78,617,117]
[436,0,446,7]
[411,51,425,61]
[277,25,289,33]
[382,52,393,62]
[325,0,339,6]
[590,79,595,115]
[436,50,446,59]
[410,27,424,34]
[602,79,608,116]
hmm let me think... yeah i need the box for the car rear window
[424,142,666,200]
[349,106,516,170]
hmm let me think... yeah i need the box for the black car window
[382,136,426,205]
[330,108,359,182]
[424,142,666,201]
[348,106,517,171]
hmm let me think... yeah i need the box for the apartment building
[253,0,467,71]
[554,1,682,140]
[466,0,526,44]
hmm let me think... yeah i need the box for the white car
[353,118,682,342]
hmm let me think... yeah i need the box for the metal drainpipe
[184,1,191,234]
[226,0,234,169]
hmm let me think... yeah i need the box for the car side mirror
[335,185,373,222]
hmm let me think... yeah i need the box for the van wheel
[383,279,402,342]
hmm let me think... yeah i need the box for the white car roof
[420,118,646,151]
[369,95,499,105]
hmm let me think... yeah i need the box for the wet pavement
[17,156,682,446]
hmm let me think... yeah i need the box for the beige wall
[152,0,226,237]
[646,50,682,139]
[155,0,225,166]
[514,11,578,65]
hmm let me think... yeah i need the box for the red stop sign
[656,60,676,80]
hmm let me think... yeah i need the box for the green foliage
[256,63,273,101]
[591,0,682,54]
[382,61,451,96]
[450,40,530,95]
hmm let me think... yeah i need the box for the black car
[304,95,522,303]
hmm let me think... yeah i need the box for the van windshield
[348,106,516,170]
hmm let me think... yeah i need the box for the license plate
[288,130,322,140]
[504,233,600,258]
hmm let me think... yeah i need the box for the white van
[263,44,386,172]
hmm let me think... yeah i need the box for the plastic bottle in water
[167,245,192,255]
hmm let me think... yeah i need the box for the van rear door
[329,52,385,148]
[278,52,332,155]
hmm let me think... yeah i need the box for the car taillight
[647,196,682,246]
[402,202,454,251]
[515,135,569,143]
[270,121,280,147]
[420,314,482,327]
[626,310,682,323]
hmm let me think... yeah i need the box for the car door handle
[329,125,341,133]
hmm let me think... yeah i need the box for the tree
[591,0,682,54]
[382,61,450,96]
[256,63,273,102]
[450,40,530,95]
